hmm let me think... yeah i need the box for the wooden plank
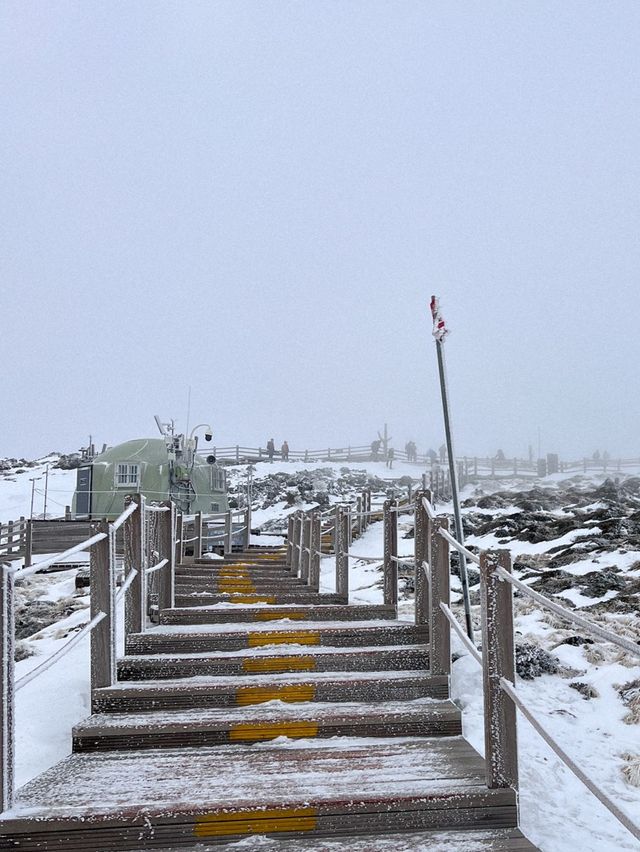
[90,522,115,706]
[430,517,451,677]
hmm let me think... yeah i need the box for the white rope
[495,567,640,658]
[15,611,107,691]
[110,501,138,531]
[421,496,436,520]
[440,602,482,664]
[346,552,383,563]
[391,504,415,515]
[500,678,640,842]
[144,505,170,513]
[145,558,168,575]
[115,569,138,603]
[438,528,481,565]
[182,535,198,544]
[390,555,415,565]
[13,532,108,580]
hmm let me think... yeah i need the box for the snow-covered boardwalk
[0,501,538,850]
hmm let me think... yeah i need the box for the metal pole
[431,297,473,640]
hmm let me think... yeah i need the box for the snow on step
[72,697,462,750]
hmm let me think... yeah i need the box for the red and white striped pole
[430,296,473,641]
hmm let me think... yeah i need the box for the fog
[2,2,639,461]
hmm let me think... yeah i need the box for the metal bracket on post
[90,520,116,710]
[480,550,518,790]
[0,565,15,811]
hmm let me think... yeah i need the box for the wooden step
[175,592,346,607]
[0,738,517,851]
[72,698,462,751]
[125,623,428,654]
[159,603,397,625]
[93,671,449,713]
[117,645,429,680]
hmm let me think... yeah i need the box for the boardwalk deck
[0,544,539,851]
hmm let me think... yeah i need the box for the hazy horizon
[3,2,640,461]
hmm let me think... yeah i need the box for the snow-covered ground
[2,455,640,850]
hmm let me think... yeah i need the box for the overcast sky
[2,2,639,461]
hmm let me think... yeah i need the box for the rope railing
[145,558,168,575]
[421,496,436,520]
[14,610,107,692]
[115,569,138,604]
[438,527,481,565]
[144,505,170,513]
[440,602,482,664]
[110,501,138,531]
[13,532,108,581]
[500,678,640,842]
[494,566,640,659]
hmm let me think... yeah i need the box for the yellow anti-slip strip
[236,683,316,705]
[254,610,306,621]
[248,631,320,647]
[243,655,316,673]
[218,582,256,591]
[229,720,319,741]
[195,807,318,838]
[230,595,276,604]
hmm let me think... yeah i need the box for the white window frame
[115,463,140,489]
[209,467,226,492]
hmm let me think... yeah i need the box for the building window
[115,463,140,488]
[210,467,226,492]
[210,502,220,513]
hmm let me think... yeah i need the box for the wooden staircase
[0,546,537,850]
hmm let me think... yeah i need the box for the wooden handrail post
[90,521,116,709]
[480,549,518,790]
[124,496,145,638]
[383,499,398,608]
[0,565,15,811]
[175,510,184,566]
[158,502,175,612]
[24,520,33,569]
[336,507,349,602]
[430,517,451,676]
[301,514,311,584]
[414,490,430,625]
[224,510,232,555]
[243,507,250,550]
[356,495,362,537]
[292,513,301,577]
[195,511,203,558]
[310,511,321,591]
[286,515,294,569]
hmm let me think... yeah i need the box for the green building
[72,437,228,519]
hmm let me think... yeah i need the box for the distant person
[386,447,395,469]
[410,441,418,462]
[370,439,381,461]
[602,450,610,462]
[439,444,446,464]
[427,448,438,463]
[495,449,505,461]
[405,441,417,463]
[592,450,601,461]
[266,438,275,463]
[281,441,289,462]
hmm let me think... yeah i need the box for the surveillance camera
[205,432,212,442]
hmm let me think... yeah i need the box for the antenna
[186,386,192,437]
